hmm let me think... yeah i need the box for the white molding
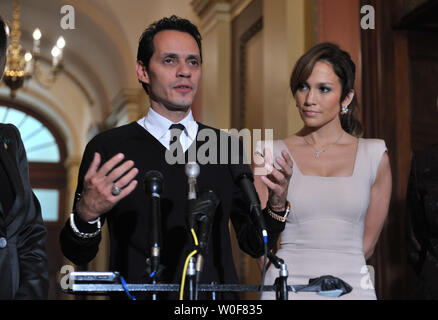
[191,0,232,34]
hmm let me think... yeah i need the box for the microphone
[185,162,200,229]
[230,153,269,300]
[268,252,289,300]
[144,170,164,278]
[145,170,164,195]
[185,162,200,200]
[230,164,268,244]
[191,189,220,283]
[268,252,285,269]
[193,189,220,251]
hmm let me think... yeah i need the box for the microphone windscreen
[194,189,220,251]
[202,189,220,212]
[144,170,164,194]
[185,162,200,178]
[192,189,220,220]
[229,163,254,184]
[145,170,164,181]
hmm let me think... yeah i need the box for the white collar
[145,107,197,138]
[138,107,198,150]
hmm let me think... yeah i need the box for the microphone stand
[187,257,197,300]
[185,163,200,299]
[192,189,220,300]
[194,255,203,300]
[150,191,160,300]
[185,162,200,229]
[145,170,164,300]
[269,252,289,300]
[233,172,269,299]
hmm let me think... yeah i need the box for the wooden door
[360,0,438,299]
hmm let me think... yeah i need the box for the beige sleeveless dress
[259,138,387,300]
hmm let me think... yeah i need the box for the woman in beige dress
[255,43,392,299]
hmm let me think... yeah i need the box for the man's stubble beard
[149,88,194,113]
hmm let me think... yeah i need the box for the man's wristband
[70,192,102,238]
[70,212,102,239]
[266,201,291,223]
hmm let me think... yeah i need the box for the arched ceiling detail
[0,0,199,120]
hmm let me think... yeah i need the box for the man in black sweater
[60,16,292,299]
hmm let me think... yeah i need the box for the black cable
[258,241,268,300]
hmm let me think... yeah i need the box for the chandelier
[3,0,66,98]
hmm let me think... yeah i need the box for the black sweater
[60,122,284,298]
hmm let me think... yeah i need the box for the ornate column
[263,0,312,138]
[62,155,81,299]
[191,0,232,129]
[105,88,147,129]
[64,156,81,220]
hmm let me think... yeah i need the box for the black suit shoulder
[0,123,21,147]
[414,145,438,175]
[87,122,142,147]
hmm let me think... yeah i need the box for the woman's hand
[260,149,293,211]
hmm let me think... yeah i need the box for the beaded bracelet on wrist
[266,200,291,223]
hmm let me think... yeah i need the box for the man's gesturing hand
[76,152,139,222]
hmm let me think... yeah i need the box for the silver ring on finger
[111,184,122,196]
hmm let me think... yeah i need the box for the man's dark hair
[0,17,8,77]
[137,15,202,94]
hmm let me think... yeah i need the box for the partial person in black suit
[0,16,49,299]
[406,144,438,299]
[60,16,291,299]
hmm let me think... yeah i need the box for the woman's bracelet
[266,200,291,223]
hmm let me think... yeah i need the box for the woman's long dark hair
[290,42,363,137]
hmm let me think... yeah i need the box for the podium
[64,270,352,300]
[63,253,351,300]
[63,271,293,300]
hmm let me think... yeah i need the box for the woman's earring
[341,105,349,115]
